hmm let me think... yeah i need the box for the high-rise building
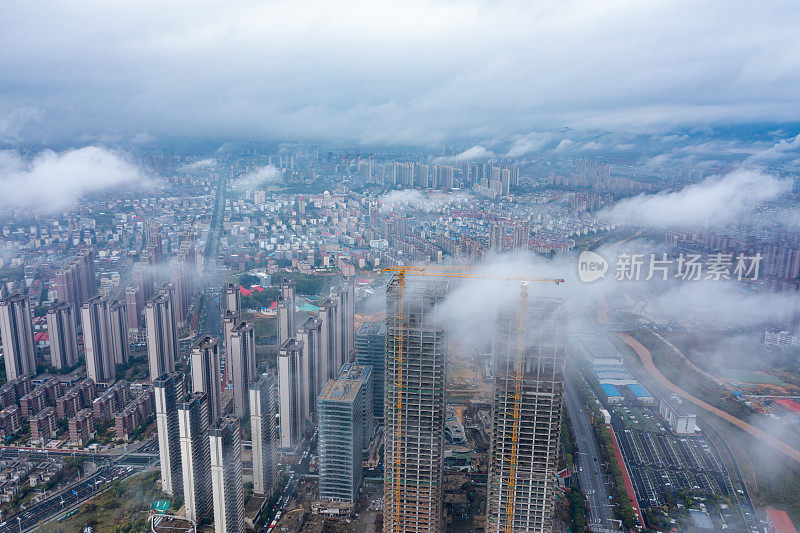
[336,363,373,449]
[277,338,306,449]
[46,302,79,370]
[125,285,142,332]
[249,373,277,497]
[228,321,256,417]
[53,249,97,306]
[384,277,448,533]
[318,298,340,384]
[0,293,36,381]
[317,374,367,505]
[191,336,222,424]
[145,287,178,381]
[132,261,154,303]
[297,316,321,417]
[169,258,189,325]
[355,322,386,420]
[486,298,567,533]
[224,283,240,315]
[330,282,355,361]
[82,295,124,384]
[109,299,129,365]
[277,278,296,346]
[179,392,213,524]
[210,416,244,533]
[222,310,239,356]
[154,372,185,496]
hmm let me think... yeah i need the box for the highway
[199,172,225,338]
[564,377,615,531]
[0,463,149,532]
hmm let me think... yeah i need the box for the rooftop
[319,379,360,403]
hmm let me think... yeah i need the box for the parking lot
[611,405,736,509]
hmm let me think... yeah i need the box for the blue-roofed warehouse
[600,383,624,404]
[626,383,656,406]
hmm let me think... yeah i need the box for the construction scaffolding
[381,266,564,533]
[383,274,449,533]
[487,297,568,533]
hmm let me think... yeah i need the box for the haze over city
[0,2,799,533]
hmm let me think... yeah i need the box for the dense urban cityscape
[0,144,795,532]
[2,2,800,532]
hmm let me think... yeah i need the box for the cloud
[581,140,603,151]
[0,146,148,214]
[232,165,282,190]
[505,132,552,157]
[744,133,800,165]
[598,169,791,229]
[2,1,800,145]
[379,189,471,213]
[554,139,574,152]
[434,145,492,163]
[0,107,43,145]
[180,158,217,171]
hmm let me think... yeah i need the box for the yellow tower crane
[381,265,564,533]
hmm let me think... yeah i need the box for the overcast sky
[2,0,800,147]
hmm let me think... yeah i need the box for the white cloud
[0,146,147,213]
[180,158,217,171]
[581,140,603,151]
[1,1,799,144]
[232,165,282,190]
[554,139,574,152]
[599,169,791,228]
[505,132,552,157]
[744,134,800,165]
[434,145,492,163]
[379,189,471,213]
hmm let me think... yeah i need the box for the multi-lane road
[261,430,317,532]
[0,462,149,532]
[564,377,615,531]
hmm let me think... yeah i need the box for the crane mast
[381,265,563,533]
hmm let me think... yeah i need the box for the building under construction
[383,275,449,533]
[487,297,567,533]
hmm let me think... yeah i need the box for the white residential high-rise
[222,310,239,354]
[277,278,296,346]
[249,373,277,497]
[224,283,240,315]
[318,298,338,383]
[330,281,355,361]
[154,372,185,496]
[384,277,448,533]
[210,416,244,533]
[0,293,36,380]
[109,299,129,365]
[191,336,222,424]
[46,302,79,370]
[487,298,567,533]
[277,338,306,449]
[297,316,320,418]
[145,287,178,381]
[81,295,123,385]
[179,392,213,524]
[228,321,256,418]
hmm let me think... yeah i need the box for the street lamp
[17,515,22,533]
